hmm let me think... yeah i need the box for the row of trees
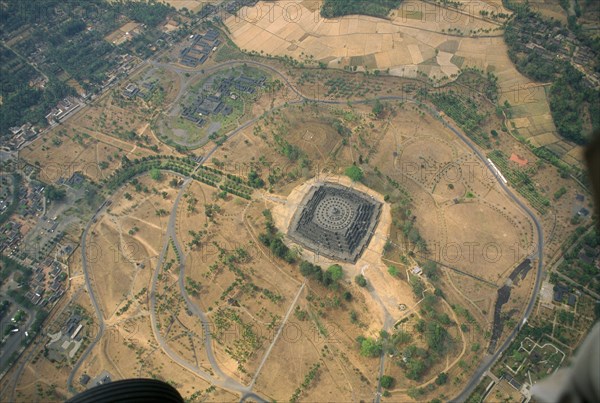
[259,210,296,263]
[105,156,251,201]
[429,91,491,149]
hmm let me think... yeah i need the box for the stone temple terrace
[288,183,382,263]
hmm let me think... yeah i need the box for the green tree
[327,264,343,281]
[321,0,403,18]
[423,261,439,281]
[360,337,382,357]
[45,185,66,201]
[150,167,162,181]
[248,170,265,188]
[426,322,448,354]
[409,275,425,297]
[435,372,448,385]
[554,186,567,200]
[380,375,394,389]
[345,165,364,182]
[372,99,384,118]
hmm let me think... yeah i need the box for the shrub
[380,375,395,389]
[355,274,367,287]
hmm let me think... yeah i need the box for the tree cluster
[259,209,296,263]
[321,0,403,19]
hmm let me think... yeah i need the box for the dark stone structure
[288,183,382,263]
[180,73,264,127]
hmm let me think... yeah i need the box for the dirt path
[249,282,306,387]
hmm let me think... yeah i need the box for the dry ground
[20,121,140,184]
[175,180,303,383]
[86,175,173,319]
[197,102,514,400]
[12,173,237,401]
[369,105,533,285]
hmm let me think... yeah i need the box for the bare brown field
[56,174,237,400]
[176,182,302,381]
[20,125,124,183]
[200,101,487,400]
[369,106,533,282]
[19,113,161,184]
[13,343,72,401]
[88,175,172,319]
[252,309,376,402]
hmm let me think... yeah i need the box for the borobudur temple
[288,183,382,263]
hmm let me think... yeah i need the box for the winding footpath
[64,59,543,402]
[147,176,263,399]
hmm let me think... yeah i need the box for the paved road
[66,201,110,393]
[436,108,545,402]
[148,178,221,383]
[0,302,35,374]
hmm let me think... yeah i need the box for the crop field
[225,0,506,78]
[223,0,587,173]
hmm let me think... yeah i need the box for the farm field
[224,0,586,170]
